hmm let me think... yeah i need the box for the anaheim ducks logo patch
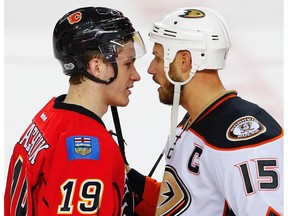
[226,116,266,141]
[156,165,191,215]
[179,9,205,18]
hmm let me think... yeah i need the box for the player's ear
[176,50,192,74]
[87,58,101,77]
[180,51,192,69]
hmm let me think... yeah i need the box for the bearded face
[148,43,186,106]
[157,63,184,105]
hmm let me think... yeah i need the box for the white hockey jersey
[155,91,283,215]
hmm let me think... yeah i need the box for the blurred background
[4,0,284,188]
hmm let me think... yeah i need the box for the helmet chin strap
[164,61,198,158]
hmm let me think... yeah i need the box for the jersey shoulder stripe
[184,96,282,150]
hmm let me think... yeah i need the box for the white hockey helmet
[149,7,231,75]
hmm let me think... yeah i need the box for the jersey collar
[183,90,238,130]
[53,94,106,128]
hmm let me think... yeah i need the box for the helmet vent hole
[201,53,205,57]
[153,26,159,33]
[212,35,219,40]
[174,21,178,25]
[164,29,177,37]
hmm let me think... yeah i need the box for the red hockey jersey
[5,95,131,215]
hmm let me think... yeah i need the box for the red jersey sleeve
[127,169,161,215]
[134,176,161,216]
[4,134,34,216]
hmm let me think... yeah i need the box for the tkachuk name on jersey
[18,123,50,165]
[226,116,266,141]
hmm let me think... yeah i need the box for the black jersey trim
[191,128,283,150]
[181,93,283,149]
[53,94,106,128]
[194,91,237,123]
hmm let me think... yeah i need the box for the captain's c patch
[66,136,100,160]
[226,116,266,141]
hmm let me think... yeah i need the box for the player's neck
[181,71,227,121]
[64,83,108,118]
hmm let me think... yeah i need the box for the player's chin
[115,96,130,107]
[159,92,172,105]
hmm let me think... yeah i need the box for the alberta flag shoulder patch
[66,136,100,160]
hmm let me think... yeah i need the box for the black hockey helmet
[53,7,146,84]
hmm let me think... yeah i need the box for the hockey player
[127,7,283,215]
[4,7,146,215]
